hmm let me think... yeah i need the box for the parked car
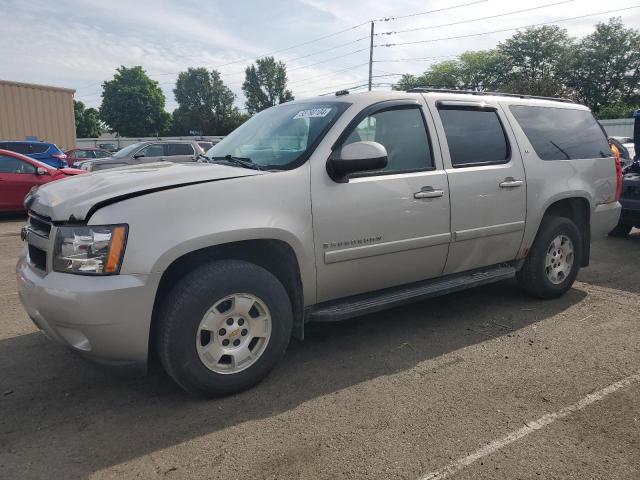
[0,141,68,168]
[17,90,621,396]
[77,140,205,171]
[65,147,112,166]
[97,143,118,152]
[609,136,636,167]
[0,149,83,213]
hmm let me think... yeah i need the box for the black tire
[608,221,632,237]
[517,216,583,299]
[157,260,293,397]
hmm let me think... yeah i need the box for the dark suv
[77,140,205,171]
[610,161,640,236]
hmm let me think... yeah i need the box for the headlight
[80,162,93,171]
[53,225,128,275]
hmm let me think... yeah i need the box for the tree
[567,18,640,112]
[393,50,508,92]
[172,67,240,135]
[242,57,294,114]
[497,25,572,96]
[596,102,640,120]
[99,66,171,136]
[74,100,103,138]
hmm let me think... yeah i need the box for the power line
[378,5,640,48]
[373,54,461,63]
[288,62,369,86]
[378,0,573,36]
[374,0,488,22]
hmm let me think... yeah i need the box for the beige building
[0,80,76,150]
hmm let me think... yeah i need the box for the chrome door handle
[414,188,444,199]
[499,178,524,188]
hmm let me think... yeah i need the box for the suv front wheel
[157,260,293,397]
[517,216,583,299]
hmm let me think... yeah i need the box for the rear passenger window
[167,143,194,156]
[509,106,611,160]
[343,107,433,173]
[29,143,49,154]
[438,107,509,167]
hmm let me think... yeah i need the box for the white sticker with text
[293,108,332,119]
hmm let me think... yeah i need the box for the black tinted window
[0,155,36,174]
[0,142,29,154]
[510,106,611,160]
[167,143,194,156]
[344,107,433,173]
[30,143,49,154]
[438,108,509,167]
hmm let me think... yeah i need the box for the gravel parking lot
[0,216,638,480]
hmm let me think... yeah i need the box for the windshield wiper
[209,155,264,170]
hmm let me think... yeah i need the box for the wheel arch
[149,238,306,366]
[537,196,591,267]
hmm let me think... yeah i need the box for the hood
[28,161,264,221]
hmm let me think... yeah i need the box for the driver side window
[343,107,434,174]
[0,155,37,174]
[137,144,165,157]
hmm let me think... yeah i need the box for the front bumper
[16,249,161,375]
[591,201,622,238]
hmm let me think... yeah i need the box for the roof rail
[406,87,575,104]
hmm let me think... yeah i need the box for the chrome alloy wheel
[545,235,574,285]
[196,293,272,374]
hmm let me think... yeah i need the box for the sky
[1,0,639,112]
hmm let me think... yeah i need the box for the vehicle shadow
[577,231,640,294]
[0,279,586,478]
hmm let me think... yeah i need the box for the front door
[0,154,46,211]
[134,143,166,164]
[427,98,527,274]
[311,99,451,302]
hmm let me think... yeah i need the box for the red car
[0,149,84,213]
[64,147,112,166]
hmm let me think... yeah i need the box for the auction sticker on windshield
[293,108,332,119]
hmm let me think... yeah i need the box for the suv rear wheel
[517,216,582,299]
[157,260,293,397]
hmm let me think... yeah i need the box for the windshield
[112,142,144,158]
[205,102,348,169]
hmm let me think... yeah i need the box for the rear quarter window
[509,106,611,160]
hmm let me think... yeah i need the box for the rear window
[0,142,48,154]
[509,106,611,160]
[438,108,509,167]
[167,143,194,156]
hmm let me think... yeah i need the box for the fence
[600,118,634,138]
[76,135,225,150]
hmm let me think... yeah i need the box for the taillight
[611,144,622,201]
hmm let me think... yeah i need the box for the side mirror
[327,141,388,182]
[133,153,145,159]
[36,167,49,176]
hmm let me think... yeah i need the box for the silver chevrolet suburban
[17,90,622,396]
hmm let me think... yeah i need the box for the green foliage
[74,100,103,138]
[393,19,640,115]
[567,18,640,112]
[172,68,241,135]
[596,102,640,120]
[242,57,294,114]
[99,66,170,137]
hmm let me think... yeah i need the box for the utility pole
[368,21,374,91]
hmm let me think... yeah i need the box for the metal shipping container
[0,80,76,150]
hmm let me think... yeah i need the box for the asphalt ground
[0,215,638,479]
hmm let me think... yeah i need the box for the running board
[307,264,517,323]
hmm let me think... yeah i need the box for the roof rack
[406,87,575,104]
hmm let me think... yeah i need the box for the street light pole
[368,21,374,91]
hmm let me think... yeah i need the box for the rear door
[427,98,527,274]
[311,99,451,301]
[167,143,197,163]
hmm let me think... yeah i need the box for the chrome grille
[26,211,53,271]
[28,212,52,239]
